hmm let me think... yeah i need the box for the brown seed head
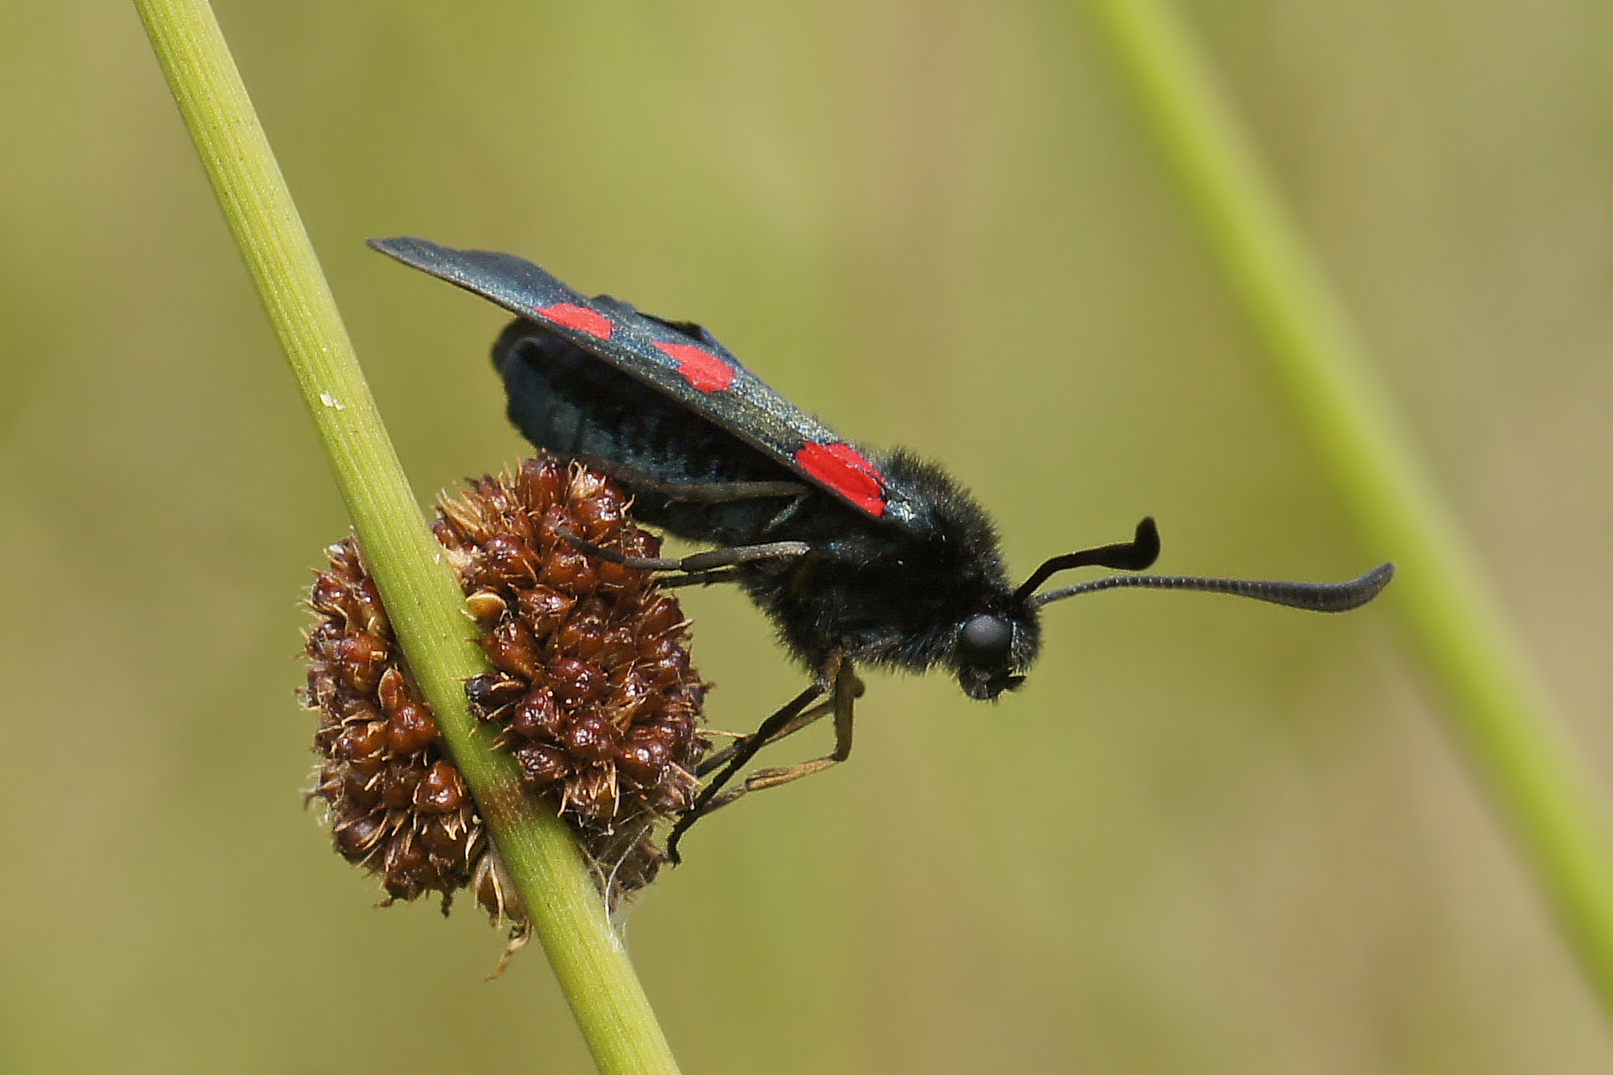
[303,455,708,942]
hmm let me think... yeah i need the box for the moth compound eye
[959,614,1013,664]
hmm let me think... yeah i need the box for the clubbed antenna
[1030,561,1394,611]
[1011,517,1162,605]
[1016,516,1392,612]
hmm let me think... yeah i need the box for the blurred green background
[5,1,1612,1071]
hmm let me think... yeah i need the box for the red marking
[795,442,886,515]
[537,303,613,339]
[654,342,735,393]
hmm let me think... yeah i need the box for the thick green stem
[133,1,681,1070]
[1083,0,1613,1020]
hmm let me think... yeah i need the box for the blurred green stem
[1082,0,1613,1019]
[133,1,681,1071]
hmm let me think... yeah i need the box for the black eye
[959,614,1013,663]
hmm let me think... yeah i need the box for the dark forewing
[369,236,905,523]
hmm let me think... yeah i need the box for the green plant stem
[1082,0,1613,1019]
[133,2,681,1070]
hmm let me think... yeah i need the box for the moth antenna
[1011,517,1161,605]
[1029,562,1395,612]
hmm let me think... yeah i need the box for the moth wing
[369,237,900,521]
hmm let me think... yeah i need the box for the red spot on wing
[537,303,613,339]
[653,342,736,393]
[795,442,886,516]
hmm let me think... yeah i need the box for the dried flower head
[303,456,707,932]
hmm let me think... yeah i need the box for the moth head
[960,517,1393,700]
[953,608,1036,700]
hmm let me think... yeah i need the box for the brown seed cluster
[303,457,707,924]
[305,544,490,908]
[441,458,708,897]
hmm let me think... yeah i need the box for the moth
[370,237,1393,859]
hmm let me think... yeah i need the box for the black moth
[370,237,1393,861]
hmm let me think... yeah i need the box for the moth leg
[650,479,807,505]
[557,526,809,573]
[667,652,863,864]
[658,567,742,589]
[698,656,862,810]
[577,455,807,505]
[696,691,842,777]
[666,678,825,864]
